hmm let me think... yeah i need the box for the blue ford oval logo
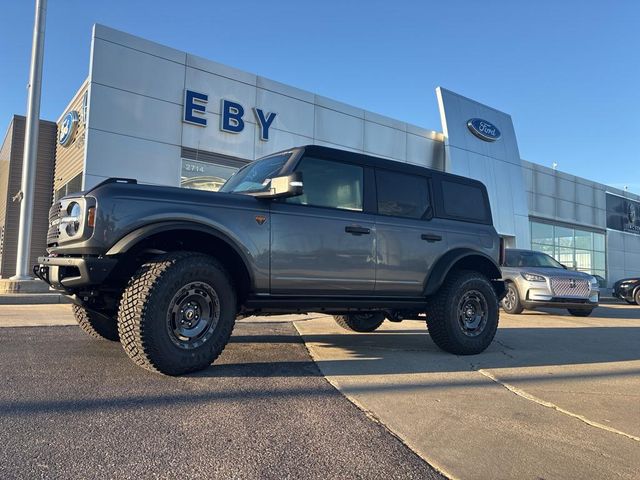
[467,118,501,142]
[58,111,79,147]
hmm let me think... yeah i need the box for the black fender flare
[105,220,255,286]
[423,248,502,296]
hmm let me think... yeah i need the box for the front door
[270,156,375,294]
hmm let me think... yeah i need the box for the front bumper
[613,285,636,302]
[34,256,117,292]
[522,297,599,310]
[517,277,599,310]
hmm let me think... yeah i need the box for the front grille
[47,201,62,245]
[550,277,590,298]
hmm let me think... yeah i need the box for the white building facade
[51,24,640,287]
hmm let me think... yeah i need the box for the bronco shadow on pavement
[0,314,442,479]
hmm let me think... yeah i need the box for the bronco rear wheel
[426,270,499,355]
[117,252,236,375]
[72,304,119,341]
[334,313,385,332]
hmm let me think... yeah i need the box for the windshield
[504,250,564,269]
[219,153,291,194]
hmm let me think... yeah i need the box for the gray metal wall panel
[436,87,530,247]
[522,158,607,231]
[521,147,640,284]
[82,25,444,189]
[0,116,56,277]
[54,84,88,192]
[607,230,640,282]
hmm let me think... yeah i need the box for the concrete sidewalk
[295,304,640,480]
[0,303,75,327]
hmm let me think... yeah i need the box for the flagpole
[12,0,47,280]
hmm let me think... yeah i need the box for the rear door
[433,177,497,258]
[270,156,376,294]
[373,168,448,295]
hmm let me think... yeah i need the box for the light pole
[11,0,47,280]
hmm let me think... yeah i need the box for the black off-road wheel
[117,252,237,375]
[426,270,499,355]
[501,282,524,314]
[334,313,385,332]
[567,308,594,317]
[72,304,119,341]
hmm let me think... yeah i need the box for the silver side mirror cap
[249,172,303,199]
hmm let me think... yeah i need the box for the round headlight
[65,202,82,236]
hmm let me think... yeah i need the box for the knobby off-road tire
[567,308,594,317]
[117,252,236,375]
[501,282,524,314]
[72,304,119,341]
[426,270,499,355]
[334,312,385,332]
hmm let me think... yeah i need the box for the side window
[376,169,430,219]
[441,180,489,223]
[503,250,517,267]
[286,157,363,211]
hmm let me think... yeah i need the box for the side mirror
[249,172,303,199]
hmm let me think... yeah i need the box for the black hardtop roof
[289,145,486,188]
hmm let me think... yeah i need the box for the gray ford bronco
[36,145,506,375]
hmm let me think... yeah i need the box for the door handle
[421,233,442,242]
[345,225,371,235]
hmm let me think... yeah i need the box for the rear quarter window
[440,179,490,223]
[375,169,431,219]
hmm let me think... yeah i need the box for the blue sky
[1,0,638,192]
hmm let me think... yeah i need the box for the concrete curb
[0,278,50,294]
[0,293,71,305]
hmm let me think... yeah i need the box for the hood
[519,267,594,280]
[87,180,260,209]
[616,277,640,283]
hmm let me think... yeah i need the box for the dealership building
[1,24,639,287]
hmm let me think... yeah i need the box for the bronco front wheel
[73,305,119,341]
[117,252,236,375]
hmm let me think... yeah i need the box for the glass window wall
[530,220,606,281]
[180,158,238,192]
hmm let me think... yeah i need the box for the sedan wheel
[501,283,524,314]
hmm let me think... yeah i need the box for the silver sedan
[500,249,599,316]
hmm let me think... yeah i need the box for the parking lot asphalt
[0,309,441,480]
[295,304,640,480]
